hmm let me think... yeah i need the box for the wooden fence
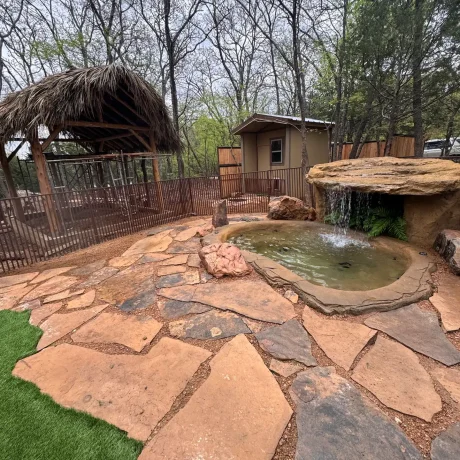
[218,147,242,176]
[341,136,415,159]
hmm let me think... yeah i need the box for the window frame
[270,137,284,165]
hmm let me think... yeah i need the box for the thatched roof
[0,65,181,153]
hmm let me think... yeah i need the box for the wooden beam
[130,130,151,151]
[41,125,63,151]
[30,132,60,234]
[0,143,25,220]
[66,121,150,131]
[7,139,26,162]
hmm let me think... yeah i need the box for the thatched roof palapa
[0,65,181,153]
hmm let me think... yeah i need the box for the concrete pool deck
[1,214,460,458]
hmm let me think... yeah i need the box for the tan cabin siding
[290,129,329,167]
[242,133,258,172]
[257,128,286,171]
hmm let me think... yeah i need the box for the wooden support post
[149,134,164,211]
[30,134,60,234]
[0,143,25,221]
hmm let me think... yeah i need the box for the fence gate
[217,147,242,176]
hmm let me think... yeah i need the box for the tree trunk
[412,0,424,157]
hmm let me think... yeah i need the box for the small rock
[199,243,251,278]
[284,289,298,304]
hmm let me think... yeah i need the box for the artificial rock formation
[434,229,460,275]
[199,242,251,278]
[267,195,316,221]
[308,157,460,246]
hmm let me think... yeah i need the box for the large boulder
[268,196,316,221]
[199,242,251,278]
[434,229,460,275]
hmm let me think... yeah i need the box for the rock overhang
[307,157,460,196]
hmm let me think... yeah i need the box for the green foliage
[0,310,142,460]
[363,207,408,241]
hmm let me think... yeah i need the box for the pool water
[228,226,408,291]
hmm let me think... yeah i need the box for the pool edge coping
[202,220,435,316]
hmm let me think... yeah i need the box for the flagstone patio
[2,214,460,459]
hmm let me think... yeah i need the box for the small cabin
[232,113,332,172]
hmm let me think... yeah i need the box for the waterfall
[321,186,371,248]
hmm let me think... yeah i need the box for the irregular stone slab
[174,227,199,241]
[67,290,96,309]
[70,260,106,276]
[156,271,200,288]
[169,310,250,340]
[108,254,142,268]
[159,280,296,324]
[137,253,172,264]
[71,313,163,352]
[13,338,211,441]
[78,267,119,289]
[13,298,41,312]
[37,304,107,350]
[430,274,460,331]
[0,271,38,289]
[0,285,34,310]
[30,302,62,326]
[157,298,211,319]
[44,289,85,303]
[431,367,460,403]
[270,359,302,378]
[352,336,442,422]
[0,282,29,294]
[255,319,317,366]
[303,307,376,370]
[291,367,422,460]
[119,289,156,312]
[365,304,460,366]
[146,226,174,236]
[97,264,155,305]
[284,289,298,303]
[199,243,251,278]
[157,265,186,276]
[431,423,460,460]
[22,276,79,302]
[140,335,292,460]
[31,267,75,284]
[122,230,172,257]
[166,239,201,254]
[160,254,189,266]
[242,317,265,333]
[187,253,201,268]
[200,271,214,283]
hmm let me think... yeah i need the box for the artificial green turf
[0,310,143,460]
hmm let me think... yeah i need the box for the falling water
[321,186,371,248]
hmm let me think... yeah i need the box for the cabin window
[271,139,283,164]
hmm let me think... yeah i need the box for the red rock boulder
[199,243,251,278]
[268,196,316,221]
